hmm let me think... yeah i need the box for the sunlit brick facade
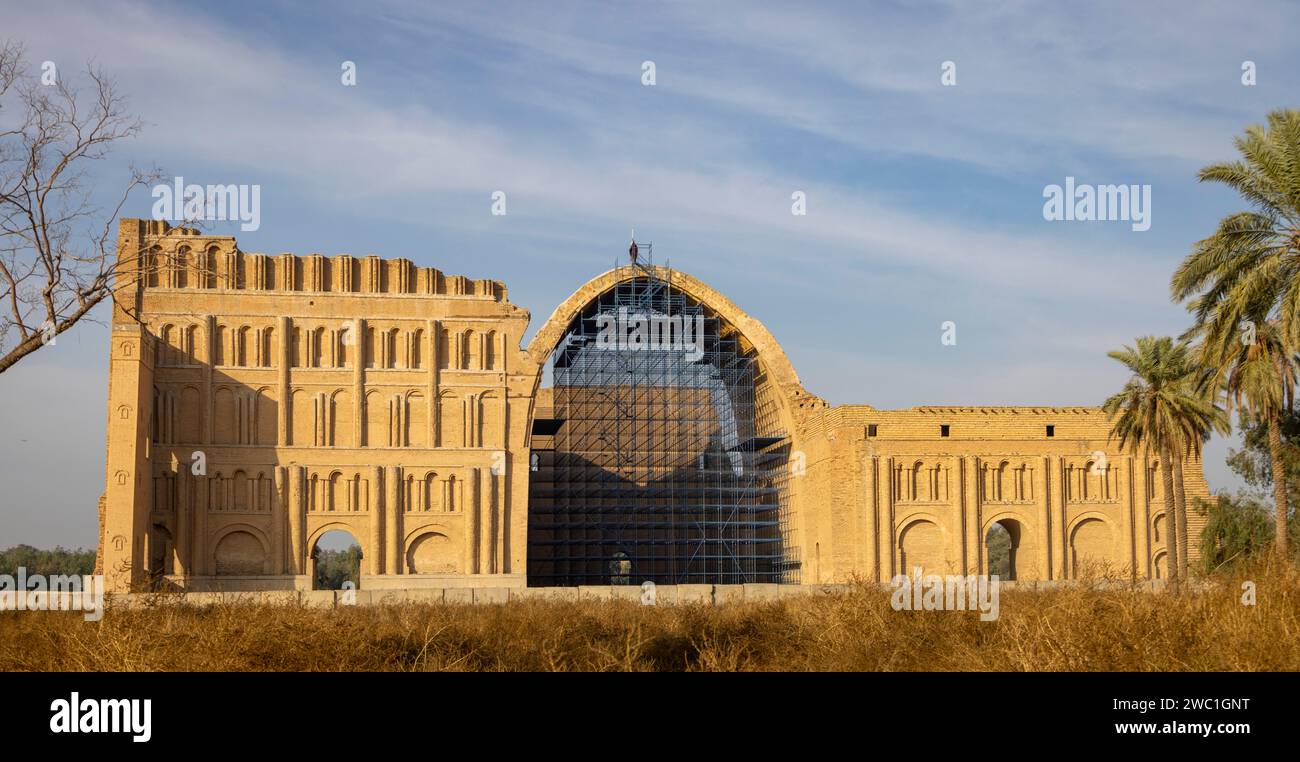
[99,219,1209,592]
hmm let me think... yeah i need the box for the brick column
[883,457,896,579]
[493,469,505,575]
[1140,453,1153,579]
[204,315,216,445]
[480,466,495,574]
[428,319,439,446]
[175,468,191,576]
[288,465,305,575]
[467,468,481,574]
[369,465,384,575]
[964,456,981,575]
[385,465,402,575]
[353,318,364,446]
[866,455,880,583]
[278,316,290,444]
[191,474,208,576]
[1036,456,1051,580]
[1121,455,1136,580]
[1051,456,1068,579]
[272,466,286,574]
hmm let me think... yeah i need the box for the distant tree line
[1198,409,1300,571]
[314,546,361,590]
[0,545,95,577]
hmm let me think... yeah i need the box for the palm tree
[1172,369,1230,578]
[1192,317,1297,558]
[1171,108,1300,557]
[1104,337,1223,588]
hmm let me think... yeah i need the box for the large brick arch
[525,266,823,433]
[523,266,823,584]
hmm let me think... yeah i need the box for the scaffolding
[528,266,797,586]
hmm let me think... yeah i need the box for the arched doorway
[310,529,362,590]
[985,520,1023,581]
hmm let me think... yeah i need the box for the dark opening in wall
[940,424,950,437]
[1046,424,1055,437]
[867,424,878,437]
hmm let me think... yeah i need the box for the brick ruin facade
[98,219,1210,592]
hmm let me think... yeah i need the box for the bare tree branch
[0,41,163,373]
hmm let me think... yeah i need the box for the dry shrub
[2,562,1296,672]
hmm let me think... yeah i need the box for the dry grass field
[3,562,1297,672]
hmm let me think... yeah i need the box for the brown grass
[3,563,1298,671]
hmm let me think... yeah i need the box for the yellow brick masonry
[99,220,1208,591]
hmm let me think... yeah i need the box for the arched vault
[525,266,823,432]
[522,265,821,585]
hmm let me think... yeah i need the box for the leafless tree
[0,41,161,373]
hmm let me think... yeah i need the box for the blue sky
[2,0,1298,547]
